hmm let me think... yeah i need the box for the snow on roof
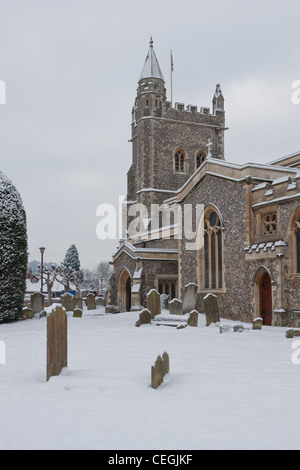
[139,38,164,81]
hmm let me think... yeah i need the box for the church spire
[139,37,165,82]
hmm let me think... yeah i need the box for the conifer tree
[63,244,81,272]
[0,171,28,321]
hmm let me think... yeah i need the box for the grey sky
[0,0,299,269]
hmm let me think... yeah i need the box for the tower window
[174,149,186,173]
[294,216,300,273]
[262,212,277,235]
[196,150,207,169]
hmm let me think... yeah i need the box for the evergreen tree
[0,171,28,322]
[63,244,81,272]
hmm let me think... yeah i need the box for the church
[107,38,300,327]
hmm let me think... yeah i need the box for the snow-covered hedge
[0,171,28,321]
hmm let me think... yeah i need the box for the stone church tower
[127,37,226,213]
[108,39,300,327]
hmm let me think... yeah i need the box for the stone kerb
[204,293,220,326]
[46,304,68,382]
[147,289,161,319]
[182,283,198,314]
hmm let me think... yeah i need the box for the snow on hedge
[0,171,27,322]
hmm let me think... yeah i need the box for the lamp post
[39,247,46,293]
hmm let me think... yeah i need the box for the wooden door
[261,272,272,326]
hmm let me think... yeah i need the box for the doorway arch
[254,267,273,325]
[118,269,132,312]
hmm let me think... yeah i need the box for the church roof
[139,37,164,82]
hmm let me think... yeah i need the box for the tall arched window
[195,150,207,169]
[294,216,300,273]
[203,209,223,289]
[174,149,186,173]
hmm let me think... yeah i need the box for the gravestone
[204,293,220,326]
[62,293,75,312]
[73,308,82,318]
[46,304,67,382]
[96,296,105,307]
[23,307,34,319]
[169,298,183,315]
[30,292,45,314]
[86,293,96,310]
[188,310,198,327]
[147,289,161,319]
[74,297,83,310]
[252,317,263,330]
[105,305,120,314]
[151,352,170,389]
[135,308,151,327]
[182,283,198,314]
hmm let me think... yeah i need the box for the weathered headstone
[30,292,45,314]
[73,308,82,318]
[203,293,220,326]
[169,298,183,315]
[182,283,198,314]
[151,352,170,389]
[74,297,83,310]
[46,304,67,382]
[135,308,151,327]
[86,293,96,310]
[286,329,296,338]
[252,317,263,330]
[188,310,198,327]
[61,293,75,312]
[96,296,105,307]
[147,289,161,319]
[22,307,34,319]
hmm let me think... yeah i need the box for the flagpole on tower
[170,49,173,107]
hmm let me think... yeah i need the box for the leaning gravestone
[135,308,151,327]
[204,293,220,326]
[46,304,67,382]
[151,352,170,389]
[86,293,96,310]
[61,293,75,312]
[147,289,161,319]
[30,292,45,314]
[182,283,198,314]
[169,298,183,315]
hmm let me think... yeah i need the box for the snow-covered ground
[0,307,300,450]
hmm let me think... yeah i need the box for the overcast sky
[0,0,299,269]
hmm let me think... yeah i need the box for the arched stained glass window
[204,209,223,289]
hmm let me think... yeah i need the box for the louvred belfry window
[204,210,223,289]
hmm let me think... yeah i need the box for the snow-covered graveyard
[1,306,300,450]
